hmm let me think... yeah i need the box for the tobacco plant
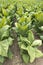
[0,1,15,64]
[32,11,43,40]
[15,0,43,63]
[0,0,43,64]
[15,19,43,63]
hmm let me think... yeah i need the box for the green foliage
[17,31,43,63]
[15,0,43,63]
[0,37,13,57]
[22,54,29,63]
[32,11,43,40]
[15,15,32,36]
[8,49,13,59]
[0,0,43,64]
[0,0,15,64]
[0,56,4,63]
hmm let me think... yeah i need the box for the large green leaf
[0,37,13,57]
[0,56,5,63]
[40,35,43,40]
[35,12,43,22]
[31,40,42,46]
[28,30,34,43]
[35,48,43,58]
[0,25,10,40]
[39,26,43,31]
[27,46,35,63]
[20,44,27,50]
[2,8,9,16]
[0,17,7,28]
[27,46,43,63]
[22,54,29,63]
[20,35,30,44]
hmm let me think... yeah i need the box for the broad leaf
[40,35,43,40]
[20,44,27,50]
[20,35,30,44]
[0,25,10,40]
[2,8,8,16]
[28,30,34,43]
[39,26,43,31]
[0,17,7,28]
[35,48,43,58]
[0,37,13,57]
[35,12,43,22]
[31,40,42,46]
[0,56,5,63]
[27,46,35,63]
[22,54,29,63]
